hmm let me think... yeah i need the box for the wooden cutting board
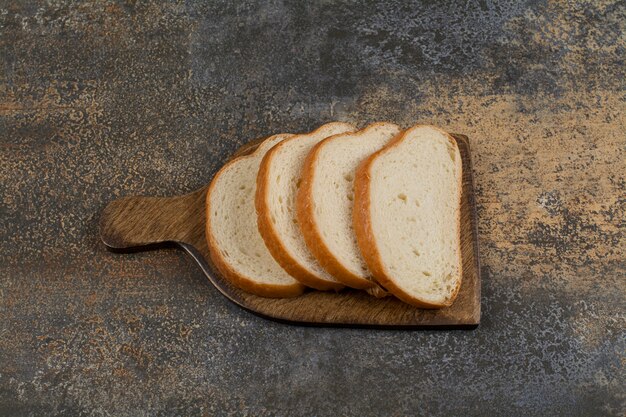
[100,133,481,328]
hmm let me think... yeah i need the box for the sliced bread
[353,125,463,308]
[206,133,305,298]
[296,122,401,289]
[256,122,356,290]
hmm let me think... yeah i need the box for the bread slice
[256,122,356,290]
[296,122,401,289]
[206,133,305,298]
[353,125,463,308]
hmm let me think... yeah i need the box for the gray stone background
[1,0,624,416]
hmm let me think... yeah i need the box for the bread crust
[205,134,305,298]
[352,125,463,308]
[296,122,398,290]
[256,123,355,291]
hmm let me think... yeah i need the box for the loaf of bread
[296,122,401,289]
[205,122,463,309]
[353,125,462,308]
[205,134,305,297]
[256,122,356,290]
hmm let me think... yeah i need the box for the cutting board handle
[99,188,207,251]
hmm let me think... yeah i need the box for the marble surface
[1,1,624,415]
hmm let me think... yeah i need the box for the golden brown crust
[205,134,305,298]
[446,132,464,304]
[255,123,355,291]
[352,125,463,309]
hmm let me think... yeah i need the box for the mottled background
[1,0,625,416]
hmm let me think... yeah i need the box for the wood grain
[100,134,481,328]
